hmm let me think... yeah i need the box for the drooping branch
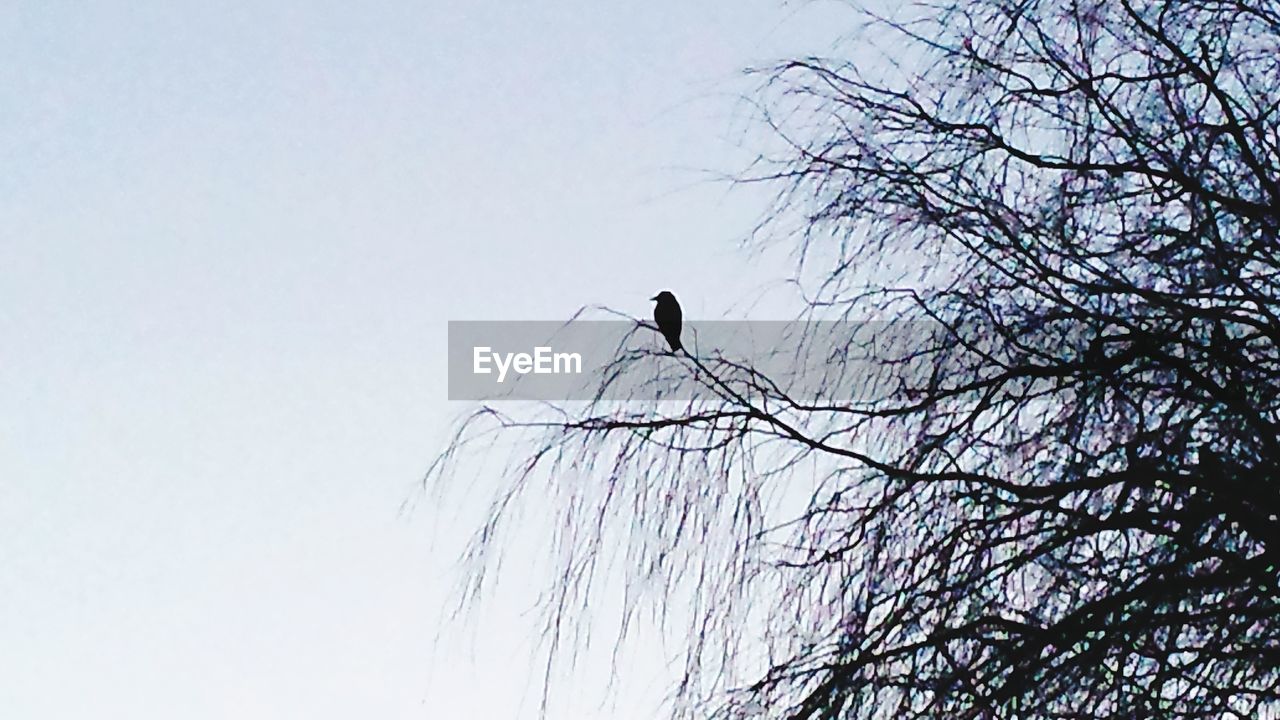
[432,2,1280,718]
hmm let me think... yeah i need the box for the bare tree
[432,2,1280,718]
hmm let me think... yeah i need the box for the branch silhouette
[431,3,1280,718]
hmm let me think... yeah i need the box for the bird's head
[651,290,677,303]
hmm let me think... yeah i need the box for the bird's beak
[649,295,658,301]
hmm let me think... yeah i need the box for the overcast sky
[1,2,853,717]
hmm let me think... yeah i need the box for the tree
[432,2,1280,718]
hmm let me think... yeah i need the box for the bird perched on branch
[651,290,683,352]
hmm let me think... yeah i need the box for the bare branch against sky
[435,2,1280,718]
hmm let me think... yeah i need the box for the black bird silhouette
[651,290,683,352]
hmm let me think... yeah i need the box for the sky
[0,2,855,718]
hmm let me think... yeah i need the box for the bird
[651,290,683,352]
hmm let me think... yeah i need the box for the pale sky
[0,2,852,718]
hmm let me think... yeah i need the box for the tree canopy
[434,2,1280,718]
